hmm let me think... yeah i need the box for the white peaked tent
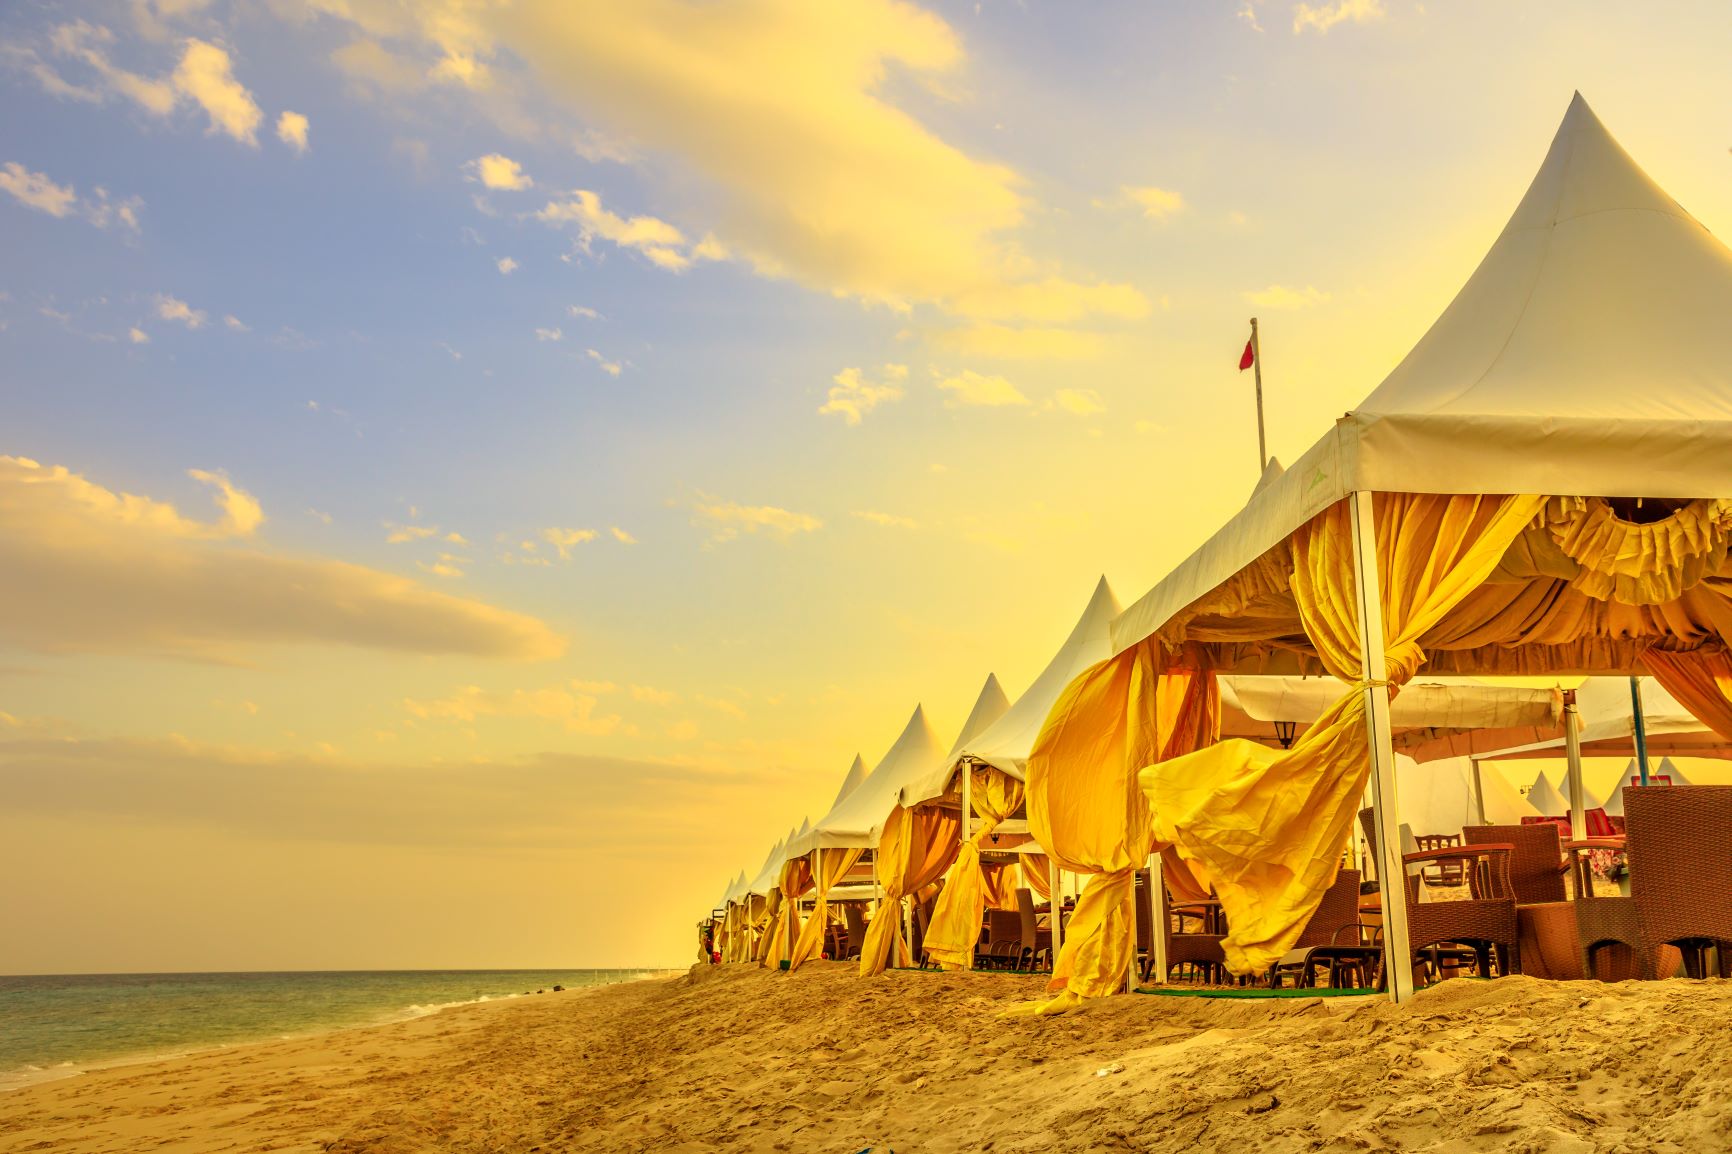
[745,836,789,898]
[830,755,868,809]
[903,579,1121,806]
[1524,771,1568,817]
[1064,93,1732,1005]
[786,704,948,855]
[1393,755,1477,834]
[946,674,1012,763]
[1478,762,1544,825]
[1657,757,1695,787]
[1112,93,1732,656]
[1601,761,1637,817]
[720,869,749,907]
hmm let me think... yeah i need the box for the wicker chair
[1577,784,1732,980]
[1135,868,1229,984]
[842,903,868,961]
[1464,824,1567,904]
[1267,869,1376,988]
[1361,807,1520,982]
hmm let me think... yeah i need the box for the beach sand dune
[3,965,1730,1152]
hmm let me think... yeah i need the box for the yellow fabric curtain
[1643,648,1732,739]
[752,891,781,963]
[858,805,961,975]
[1021,853,1052,901]
[787,847,865,970]
[922,765,1025,970]
[1141,492,1543,977]
[1021,646,1218,1009]
[760,857,811,969]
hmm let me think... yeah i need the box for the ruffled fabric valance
[1524,496,1732,605]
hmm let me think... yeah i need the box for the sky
[3,0,1731,973]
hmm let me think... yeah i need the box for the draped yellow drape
[1021,853,1052,901]
[858,805,962,975]
[1643,648,1732,740]
[923,765,1026,970]
[788,847,865,970]
[1141,492,1544,976]
[1020,646,1218,1010]
[760,857,811,969]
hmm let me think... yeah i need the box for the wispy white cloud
[536,188,722,272]
[690,495,822,544]
[172,39,263,145]
[541,527,598,559]
[275,110,310,155]
[0,161,142,234]
[534,327,562,342]
[0,456,561,661]
[609,527,638,545]
[1119,185,1186,221]
[819,364,906,426]
[1051,387,1106,416]
[630,684,678,707]
[853,510,917,530]
[404,682,621,735]
[496,256,518,275]
[585,348,622,376]
[154,294,208,329]
[465,153,532,190]
[936,369,1029,408]
[1293,0,1385,34]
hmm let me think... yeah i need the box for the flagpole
[1250,316,1267,471]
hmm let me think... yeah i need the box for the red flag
[1238,339,1255,372]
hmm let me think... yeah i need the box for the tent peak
[946,672,1013,761]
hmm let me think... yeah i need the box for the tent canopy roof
[904,577,1121,802]
[1113,94,1732,658]
[788,703,948,854]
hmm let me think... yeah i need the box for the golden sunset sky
[3,0,1730,971]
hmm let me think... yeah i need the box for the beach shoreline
[0,968,678,1097]
[4,963,1731,1152]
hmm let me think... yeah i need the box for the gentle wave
[0,969,678,1091]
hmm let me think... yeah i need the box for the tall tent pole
[1250,317,1268,471]
[1349,491,1415,1004]
[1147,852,1167,986]
[1630,676,1652,786]
[959,762,974,972]
[814,849,825,963]
[1563,690,1587,841]
[1047,858,1063,962]
[1470,759,1487,826]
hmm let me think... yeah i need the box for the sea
[0,968,678,1090]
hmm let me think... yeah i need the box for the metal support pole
[1470,759,1487,826]
[1148,852,1168,986]
[959,764,974,972]
[1047,859,1063,960]
[1250,317,1267,472]
[1563,690,1587,841]
[903,893,913,967]
[813,850,825,964]
[1630,676,1651,786]
[1350,491,1415,1004]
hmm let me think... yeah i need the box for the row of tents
[702,93,1732,1005]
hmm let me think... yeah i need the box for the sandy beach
[2,966,1729,1153]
